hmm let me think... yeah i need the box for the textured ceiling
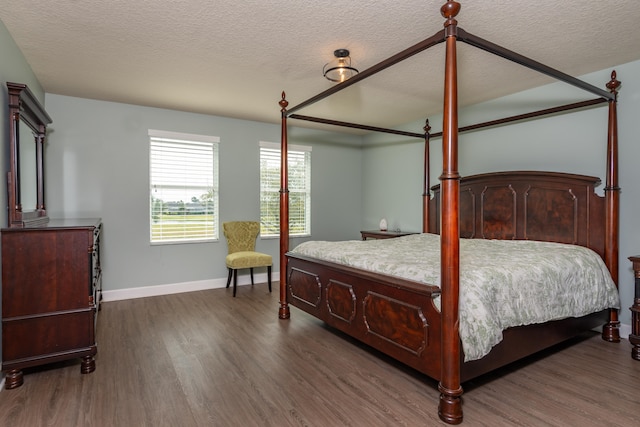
[2,0,640,131]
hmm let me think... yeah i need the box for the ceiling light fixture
[323,49,359,83]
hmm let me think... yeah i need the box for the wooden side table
[629,256,640,361]
[360,230,417,240]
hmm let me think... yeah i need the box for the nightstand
[629,255,640,361]
[360,230,417,240]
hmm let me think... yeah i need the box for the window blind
[149,130,219,243]
[259,141,311,237]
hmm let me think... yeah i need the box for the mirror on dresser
[6,82,52,227]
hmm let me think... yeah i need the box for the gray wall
[43,94,363,292]
[362,60,640,326]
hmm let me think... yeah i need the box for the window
[259,141,311,237]
[149,129,219,243]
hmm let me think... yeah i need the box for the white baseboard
[620,323,631,340]
[101,271,278,302]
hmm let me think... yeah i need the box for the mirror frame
[7,82,52,227]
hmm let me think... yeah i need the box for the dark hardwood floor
[1,283,638,426]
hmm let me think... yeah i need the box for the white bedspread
[290,233,620,361]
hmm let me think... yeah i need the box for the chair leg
[233,269,238,297]
[229,267,271,296]
[226,268,233,288]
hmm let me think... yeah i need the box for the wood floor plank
[1,284,638,426]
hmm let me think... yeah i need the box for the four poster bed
[277,1,621,424]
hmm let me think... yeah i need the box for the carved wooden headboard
[429,171,606,258]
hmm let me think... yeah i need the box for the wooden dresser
[1,218,102,389]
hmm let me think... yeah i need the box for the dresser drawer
[2,309,95,365]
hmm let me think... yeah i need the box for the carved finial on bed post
[606,70,621,99]
[441,1,461,20]
[602,71,621,342]
[423,119,432,135]
[423,119,432,233]
[441,1,461,31]
[279,91,289,114]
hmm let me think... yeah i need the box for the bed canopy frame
[277,1,620,423]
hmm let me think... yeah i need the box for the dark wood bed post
[279,92,291,319]
[602,71,621,341]
[438,1,463,425]
[423,119,431,233]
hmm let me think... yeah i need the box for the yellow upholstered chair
[223,221,272,297]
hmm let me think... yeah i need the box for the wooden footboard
[286,253,443,380]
